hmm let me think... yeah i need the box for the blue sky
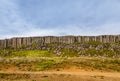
[0,0,120,39]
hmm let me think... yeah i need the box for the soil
[0,69,120,81]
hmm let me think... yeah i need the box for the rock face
[0,35,120,49]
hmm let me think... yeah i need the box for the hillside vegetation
[0,42,120,72]
[0,41,120,58]
[0,41,120,81]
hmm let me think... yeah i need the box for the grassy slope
[0,56,120,72]
[0,42,120,72]
[0,44,120,81]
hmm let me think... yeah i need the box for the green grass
[85,41,102,45]
[61,49,79,57]
[0,48,119,58]
[0,50,54,57]
[11,50,51,57]
[35,60,57,70]
[35,58,66,71]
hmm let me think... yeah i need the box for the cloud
[1,22,120,39]
[13,22,120,37]
[95,22,120,35]
[0,0,35,38]
[0,0,120,39]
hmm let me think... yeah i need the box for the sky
[0,0,120,39]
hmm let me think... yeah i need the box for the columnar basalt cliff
[0,35,120,49]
